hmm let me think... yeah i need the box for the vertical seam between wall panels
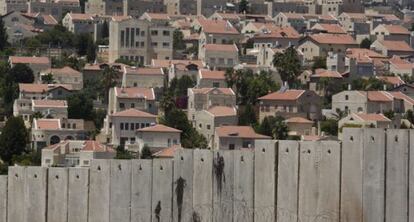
[384,129,387,222]
[339,140,342,222]
[274,141,278,222]
[296,141,300,222]
[407,130,410,222]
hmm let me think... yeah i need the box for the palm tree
[100,67,118,104]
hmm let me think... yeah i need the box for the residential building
[258,89,322,121]
[299,69,343,96]
[85,0,123,16]
[195,19,241,53]
[310,23,347,34]
[193,106,238,147]
[273,13,306,33]
[371,39,414,57]
[103,108,157,146]
[82,62,125,84]
[9,56,51,81]
[388,56,414,76]
[123,0,165,17]
[140,12,171,25]
[153,59,204,83]
[338,113,393,137]
[0,0,27,15]
[332,90,414,114]
[213,125,270,150]
[17,83,73,100]
[108,17,174,64]
[252,26,301,49]
[40,66,83,90]
[108,87,157,115]
[284,117,314,137]
[32,118,87,150]
[199,44,239,69]
[134,124,181,152]
[62,13,96,35]
[27,0,81,20]
[391,84,414,99]
[196,69,227,88]
[298,33,358,62]
[187,87,236,124]
[122,67,164,92]
[41,140,115,167]
[372,24,411,44]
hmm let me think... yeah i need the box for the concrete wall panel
[254,140,276,222]
[213,150,234,222]
[363,129,385,222]
[24,167,47,222]
[410,130,414,222]
[68,168,89,222]
[110,160,132,222]
[277,140,299,222]
[386,129,409,222]
[193,149,213,222]
[0,176,7,222]
[47,168,68,222]
[89,160,110,222]
[7,167,25,222]
[298,141,340,222]
[341,128,363,222]
[233,150,254,222]
[173,149,194,222]
[131,160,152,222]
[152,159,173,222]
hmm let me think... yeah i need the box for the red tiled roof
[377,76,405,86]
[137,124,181,133]
[216,126,271,139]
[309,33,357,45]
[285,117,313,124]
[312,69,343,78]
[354,113,391,122]
[259,89,305,101]
[115,87,155,100]
[204,44,238,52]
[198,19,239,35]
[152,144,181,158]
[346,48,386,58]
[35,119,60,130]
[83,140,115,152]
[69,13,94,21]
[254,26,300,39]
[111,108,156,118]
[125,67,164,75]
[389,56,414,70]
[19,83,72,93]
[378,40,414,52]
[312,24,347,34]
[143,13,170,20]
[44,66,81,76]
[280,13,305,20]
[32,100,67,107]
[10,56,50,64]
[199,69,225,80]
[206,106,237,117]
[382,25,410,35]
[151,59,203,68]
[389,91,414,105]
[191,88,235,95]
[366,91,393,102]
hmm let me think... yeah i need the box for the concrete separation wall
[3,128,414,221]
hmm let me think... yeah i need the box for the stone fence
[0,128,413,222]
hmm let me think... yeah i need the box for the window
[135,123,140,129]
[151,30,158,36]
[120,103,125,108]
[213,82,220,88]
[58,90,62,95]
[199,123,202,128]
[120,123,124,130]
[83,160,89,165]
[131,123,135,130]
[72,123,76,129]
[131,28,135,47]
[242,141,251,148]
[345,95,349,100]
[229,144,235,150]
[125,28,130,47]
[131,103,135,108]
[228,59,234,65]
[125,123,129,130]
[151,42,158,47]
[207,125,211,130]
[121,31,125,47]
[163,42,170,48]
[163,30,170,36]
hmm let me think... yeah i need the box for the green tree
[0,117,29,165]
[383,110,394,119]
[238,104,257,126]
[67,93,93,120]
[225,68,236,89]
[76,33,91,56]
[411,24,414,32]
[115,146,134,159]
[246,71,279,104]
[169,76,195,97]
[100,67,118,103]
[173,29,185,50]
[360,38,372,49]
[272,116,288,140]
[9,63,34,83]
[36,24,75,47]
[86,37,97,63]
[161,108,207,148]
[320,119,338,136]
[41,73,55,84]
[0,18,8,51]
[140,145,152,159]
[238,0,249,13]
[101,20,109,39]
[406,110,414,124]
[312,56,327,71]
[273,46,301,85]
